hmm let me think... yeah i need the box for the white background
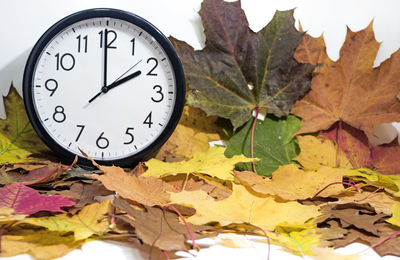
[1,0,400,259]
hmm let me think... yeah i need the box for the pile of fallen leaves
[1,0,400,259]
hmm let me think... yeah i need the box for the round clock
[23,8,185,167]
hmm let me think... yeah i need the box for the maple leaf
[312,247,360,260]
[292,23,400,135]
[169,184,320,231]
[155,106,226,161]
[0,86,49,163]
[345,168,400,197]
[113,197,212,251]
[144,146,254,181]
[387,203,400,227]
[295,135,352,170]
[322,122,372,168]
[319,204,387,236]
[371,141,400,175]
[83,150,174,206]
[171,0,313,130]
[0,183,75,214]
[0,229,82,260]
[0,207,26,223]
[225,115,300,176]
[235,164,346,200]
[19,200,111,240]
[332,191,397,215]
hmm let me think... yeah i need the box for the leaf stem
[248,223,270,260]
[354,187,383,202]
[311,181,360,199]
[251,106,260,174]
[162,205,199,250]
[361,230,400,254]
[337,120,343,167]
[162,250,170,260]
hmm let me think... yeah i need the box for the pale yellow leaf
[235,164,346,200]
[169,184,320,231]
[295,135,351,170]
[144,146,255,181]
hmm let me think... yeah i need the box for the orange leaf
[292,23,400,135]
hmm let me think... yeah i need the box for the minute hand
[106,70,141,92]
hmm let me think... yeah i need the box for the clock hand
[103,29,108,88]
[88,70,142,103]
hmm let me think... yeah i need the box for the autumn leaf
[19,200,111,240]
[345,168,400,196]
[0,207,26,223]
[235,164,346,200]
[0,182,75,214]
[169,183,320,231]
[156,106,226,161]
[82,150,174,206]
[322,122,371,168]
[171,0,313,130]
[0,228,83,260]
[144,146,254,181]
[292,23,400,135]
[113,197,211,251]
[0,86,49,163]
[225,115,300,176]
[371,141,400,175]
[332,191,398,215]
[294,135,352,170]
[387,203,400,227]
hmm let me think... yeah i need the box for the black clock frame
[23,8,185,167]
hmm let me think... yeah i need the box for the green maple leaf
[170,0,314,130]
[0,86,48,163]
[225,115,301,176]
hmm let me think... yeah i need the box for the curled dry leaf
[113,197,212,252]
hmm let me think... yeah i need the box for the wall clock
[23,8,185,167]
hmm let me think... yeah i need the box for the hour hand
[88,70,141,103]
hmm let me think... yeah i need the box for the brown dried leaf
[113,197,213,251]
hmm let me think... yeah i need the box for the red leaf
[371,140,400,175]
[322,122,372,168]
[0,165,60,185]
[0,183,75,214]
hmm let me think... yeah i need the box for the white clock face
[31,17,177,161]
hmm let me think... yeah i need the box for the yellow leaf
[235,164,346,200]
[19,201,111,240]
[295,135,352,170]
[144,146,255,181]
[169,184,320,231]
[0,228,82,260]
[155,106,225,161]
[387,203,400,227]
[272,228,322,256]
[0,207,26,223]
[345,168,400,196]
[0,86,48,163]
